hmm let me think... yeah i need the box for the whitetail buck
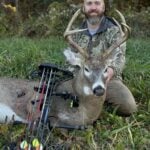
[0,9,130,128]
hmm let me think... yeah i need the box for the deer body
[0,65,106,126]
[0,50,107,126]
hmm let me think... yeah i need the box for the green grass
[0,36,67,78]
[0,37,149,149]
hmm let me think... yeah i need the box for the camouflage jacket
[70,16,126,79]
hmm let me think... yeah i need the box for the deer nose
[93,86,105,96]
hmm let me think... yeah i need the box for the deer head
[63,9,130,97]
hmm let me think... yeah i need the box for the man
[70,0,137,116]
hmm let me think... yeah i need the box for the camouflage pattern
[70,16,126,79]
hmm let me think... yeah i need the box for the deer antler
[64,9,89,58]
[103,9,131,58]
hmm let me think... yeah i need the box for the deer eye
[84,67,90,72]
[104,68,108,73]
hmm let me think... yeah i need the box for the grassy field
[0,37,149,149]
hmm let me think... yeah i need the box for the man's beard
[87,16,101,26]
[84,10,104,25]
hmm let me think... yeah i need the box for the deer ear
[64,48,82,67]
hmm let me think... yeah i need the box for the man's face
[83,0,105,25]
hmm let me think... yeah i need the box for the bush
[20,2,76,37]
[126,7,150,38]
[0,1,150,38]
[0,5,21,37]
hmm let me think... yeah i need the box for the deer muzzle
[93,85,105,96]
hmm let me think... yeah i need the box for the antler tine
[64,9,89,58]
[64,9,87,37]
[103,10,131,58]
[112,17,123,35]
[112,18,131,44]
[115,9,131,35]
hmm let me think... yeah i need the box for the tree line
[1,0,150,19]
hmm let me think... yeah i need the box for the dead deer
[0,9,130,128]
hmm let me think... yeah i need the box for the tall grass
[125,38,150,108]
[0,37,67,78]
[0,37,149,149]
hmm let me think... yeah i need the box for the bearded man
[69,0,137,116]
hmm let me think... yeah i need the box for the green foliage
[0,124,24,147]
[126,7,150,38]
[0,37,67,78]
[124,38,150,104]
[0,11,19,36]
[19,2,75,37]
[21,16,50,37]
[36,2,73,36]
